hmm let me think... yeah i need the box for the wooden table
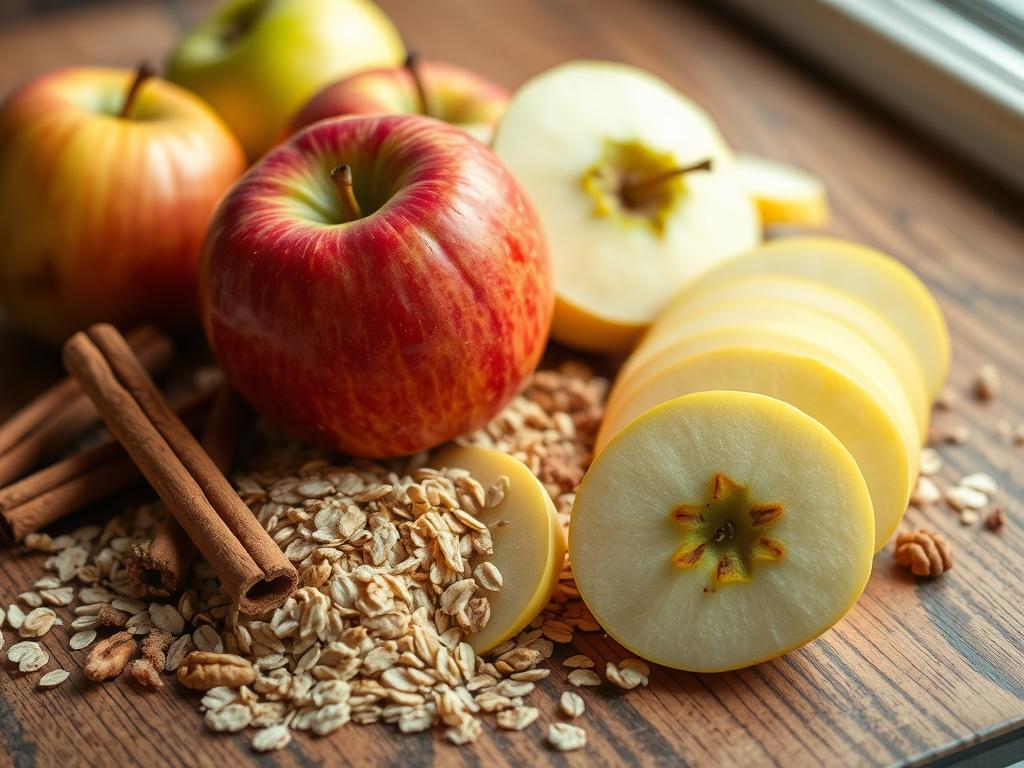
[1,1,1022,766]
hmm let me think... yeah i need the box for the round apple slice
[631,276,930,437]
[571,390,874,672]
[432,445,565,654]
[735,154,829,227]
[493,60,760,353]
[675,237,950,398]
[598,347,911,551]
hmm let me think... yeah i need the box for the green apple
[167,0,405,159]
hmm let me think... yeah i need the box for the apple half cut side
[632,275,930,439]
[571,391,874,672]
[735,153,829,228]
[432,445,565,654]
[675,237,950,399]
[598,347,911,551]
[493,60,761,353]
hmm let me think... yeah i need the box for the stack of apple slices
[570,237,949,671]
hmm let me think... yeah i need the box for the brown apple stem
[404,52,431,118]
[330,164,363,221]
[119,62,156,119]
[620,158,713,207]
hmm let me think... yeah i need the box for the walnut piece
[130,659,164,690]
[85,631,137,681]
[177,651,256,690]
[894,530,953,577]
[141,629,173,670]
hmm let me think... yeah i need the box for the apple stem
[404,52,431,118]
[119,62,156,119]
[331,164,363,221]
[620,158,713,207]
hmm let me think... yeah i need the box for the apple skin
[200,114,553,457]
[288,59,509,145]
[167,0,405,160]
[0,67,246,345]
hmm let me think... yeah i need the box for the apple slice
[433,445,565,654]
[630,282,930,439]
[598,347,911,551]
[674,237,950,398]
[493,60,760,353]
[609,308,921,467]
[735,154,829,227]
[571,390,874,672]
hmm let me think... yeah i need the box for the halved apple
[735,154,829,227]
[493,60,760,353]
[672,238,950,398]
[433,445,565,654]
[629,281,930,438]
[598,346,911,551]
[571,390,874,672]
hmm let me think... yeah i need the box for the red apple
[288,56,509,145]
[0,65,246,344]
[200,114,552,457]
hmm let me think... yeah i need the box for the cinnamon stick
[64,325,295,614]
[0,326,173,486]
[0,389,215,543]
[127,383,249,597]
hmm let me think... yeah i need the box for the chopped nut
[985,506,1006,532]
[130,659,164,690]
[894,530,953,577]
[97,605,130,628]
[141,630,173,669]
[177,651,256,690]
[84,631,136,681]
[960,510,979,526]
[974,364,1001,400]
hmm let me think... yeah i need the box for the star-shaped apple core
[669,473,785,590]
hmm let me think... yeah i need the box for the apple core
[580,140,712,235]
[670,472,785,590]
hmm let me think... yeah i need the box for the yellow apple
[167,0,405,159]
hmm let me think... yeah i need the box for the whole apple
[200,114,552,457]
[0,65,246,344]
[168,0,405,160]
[289,56,509,144]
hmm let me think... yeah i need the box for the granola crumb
[974,364,1001,401]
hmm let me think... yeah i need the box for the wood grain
[0,0,1022,766]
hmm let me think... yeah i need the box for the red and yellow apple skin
[288,59,509,145]
[200,114,553,457]
[0,67,246,344]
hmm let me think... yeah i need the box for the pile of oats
[1,363,648,753]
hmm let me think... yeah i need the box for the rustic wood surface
[1,1,1022,766]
